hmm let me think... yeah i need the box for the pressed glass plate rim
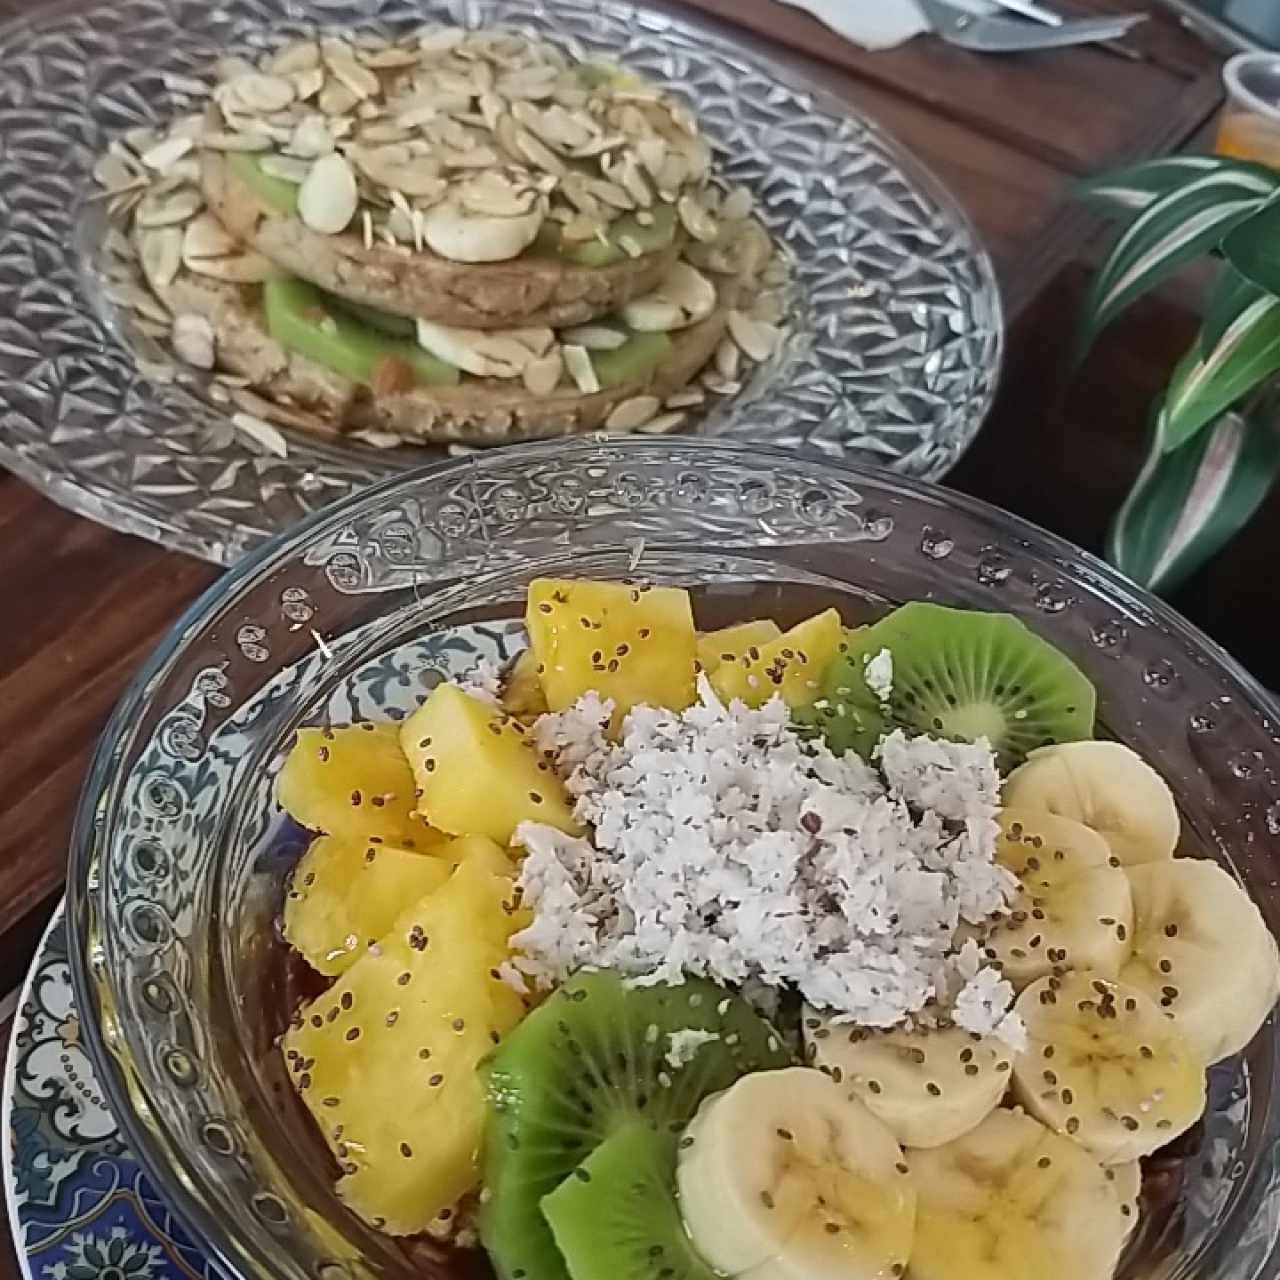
[0,0,1002,565]
[65,436,1280,1280]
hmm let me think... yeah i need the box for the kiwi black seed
[541,1122,716,1280]
[813,602,1096,768]
[479,970,791,1280]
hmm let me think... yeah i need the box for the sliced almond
[457,171,536,217]
[94,151,142,191]
[124,125,162,155]
[318,79,360,117]
[297,152,358,234]
[182,212,239,261]
[187,251,275,283]
[231,73,296,114]
[359,46,423,70]
[562,344,600,394]
[135,188,204,228]
[270,40,320,76]
[163,73,209,98]
[584,177,634,211]
[259,153,312,183]
[677,193,718,243]
[622,261,716,331]
[560,324,627,351]
[105,280,171,325]
[354,144,445,198]
[286,114,335,158]
[720,185,754,221]
[664,387,706,409]
[201,130,273,152]
[291,66,326,101]
[171,313,216,369]
[506,327,556,357]
[522,350,563,396]
[635,137,666,177]
[605,395,660,431]
[727,310,779,363]
[619,298,681,331]
[711,335,740,381]
[418,25,466,54]
[140,135,194,172]
[138,226,183,292]
[635,409,686,435]
[421,198,542,263]
[656,151,689,198]
[232,412,289,457]
[416,318,516,377]
[514,127,566,176]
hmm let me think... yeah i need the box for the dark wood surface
[0,1,1242,1275]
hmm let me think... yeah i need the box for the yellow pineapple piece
[440,833,518,877]
[283,856,529,1235]
[710,608,844,710]
[526,577,697,717]
[696,620,782,676]
[400,684,576,845]
[283,837,453,977]
[501,649,548,721]
[278,723,436,848]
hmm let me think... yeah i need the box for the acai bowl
[67,438,1280,1280]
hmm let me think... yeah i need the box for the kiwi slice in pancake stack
[811,602,1096,768]
[480,970,790,1280]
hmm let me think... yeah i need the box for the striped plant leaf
[1077,154,1276,219]
[1078,167,1279,357]
[1107,396,1280,595]
[1162,296,1280,453]
[1223,195,1280,297]
[1200,264,1266,356]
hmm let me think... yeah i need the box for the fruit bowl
[67,436,1280,1280]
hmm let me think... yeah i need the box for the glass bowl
[67,436,1280,1280]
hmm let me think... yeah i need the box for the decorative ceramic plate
[2,905,218,1280]
[0,0,1002,566]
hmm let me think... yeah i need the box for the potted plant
[1078,153,1280,594]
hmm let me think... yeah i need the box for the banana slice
[804,1014,1009,1149]
[675,1066,915,1280]
[984,809,1133,986]
[1105,1160,1142,1240]
[1120,858,1280,1064]
[908,1108,1130,1280]
[1003,741,1179,866]
[1011,970,1205,1164]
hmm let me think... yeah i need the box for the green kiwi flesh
[811,602,1097,767]
[226,151,299,216]
[479,970,790,1280]
[541,1122,716,1280]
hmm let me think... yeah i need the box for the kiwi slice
[811,602,1096,768]
[480,970,790,1280]
[559,205,678,267]
[263,276,460,388]
[590,331,672,389]
[541,1122,716,1280]
[226,151,299,216]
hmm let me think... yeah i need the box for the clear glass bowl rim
[64,434,1280,1280]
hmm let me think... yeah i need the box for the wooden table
[0,0,1239,1272]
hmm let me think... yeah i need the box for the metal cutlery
[917,0,1149,52]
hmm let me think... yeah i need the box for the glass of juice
[1217,52,1280,167]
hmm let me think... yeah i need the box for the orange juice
[1216,110,1280,167]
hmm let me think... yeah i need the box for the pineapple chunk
[710,608,844,710]
[401,684,576,844]
[440,833,518,879]
[526,577,696,717]
[283,837,453,977]
[278,723,436,848]
[696,619,782,676]
[283,856,529,1234]
[501,649,548,721]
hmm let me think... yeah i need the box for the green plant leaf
[1162,296,1280,452]
[1078,169,1279,357]
[1107,396,1280,594]
[1076,154,1277,219]
[1221,195,1280,296]
[1200,264,1266,356]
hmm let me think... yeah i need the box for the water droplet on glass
[920,526,954,559]
[976,549,1011,586]
[281,586,315,624]
[1142,660,1181,698]
[236,623,270,663]
[1090,620,1129,654]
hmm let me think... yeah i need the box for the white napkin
[775,0,998,51]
